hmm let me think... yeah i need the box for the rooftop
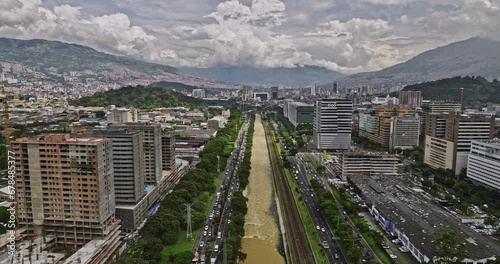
[349,174,500,260]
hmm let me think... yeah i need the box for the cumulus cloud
[0,0,498,74]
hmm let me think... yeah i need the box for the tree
[173,251,194,264]
[95,111,106,118]
[431,230,469,263]
[143,238,164,262]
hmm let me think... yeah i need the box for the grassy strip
[284,168,329,264]
[363,235,392,264]
[162,228,201,260]
[304,153,318,170]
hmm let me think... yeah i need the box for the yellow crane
[0,86,10,151]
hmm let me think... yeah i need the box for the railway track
[263,121,314,264]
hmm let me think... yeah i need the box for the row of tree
[117,110,245,264]
[223,113,255,263]
[309,179,368,263]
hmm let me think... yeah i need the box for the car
[311,193,314,197]
[399,247,409,253]
[321,228,325,232]
[334,254,339,259]
[204,225,209,231]
[203,231,207,236]
[382,244,390,249]
[389,254,397,259]
[316,226,320,230]
[208,231,212,237]
[199,241,204,247]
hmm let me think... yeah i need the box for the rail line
[263,120,314,264]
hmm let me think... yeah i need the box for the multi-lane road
[193,116,250,264]
[289,155,347,264]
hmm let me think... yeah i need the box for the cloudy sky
[1,0,499,74]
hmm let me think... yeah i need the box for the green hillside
[69,86,202,109]
[403,76,500,106]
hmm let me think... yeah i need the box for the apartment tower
[110,122,162,185]
[12,134,121,249]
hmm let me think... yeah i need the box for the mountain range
[1,37,499,89]
[181,65,344,86]
[344,37,500,86]
[0,38,237,89]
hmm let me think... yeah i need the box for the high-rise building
[420,100,462,146]
[311,83,316,96]
[271,86,279,99]
[389,116,421,151]
[313,98,353,150]
[12,134,121,250]
[287,102,314,127]
[359,108,417,150]
[424,112,495,174]
[162,134,176,171]
[398,91,422,107]
[86,130,145,205]
[192,89,206,98]
[283,99,295,118]
[107,108,137,124]
[110,122,162,185]
[467,140,500,191]
[333,81,338,93]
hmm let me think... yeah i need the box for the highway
[193,116,250,264]
[289,155,347,264]
[301,152,382,263]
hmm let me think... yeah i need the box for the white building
[467,140,500,191]
[107,108,138,124]
[192,89,206,98]
[313,98,353,150]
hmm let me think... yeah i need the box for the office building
[398,91,422,107]
[333,82,338,94]
[424,112,495,174]
[313,98,353,150]
[389,116,421,151]
[192,89,205,98]
[467,140,500,191]
[253,92,269,101]
[107,108,137,124]
[271,86,279,99]
[162,134,176,171]
[359,108,417,150]
[334,151,399,180]
[287,102,314,127]
[110,122,162,185]
[12,134,121,251]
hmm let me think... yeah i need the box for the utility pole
[217,155,220,173]
[185,204,193,240]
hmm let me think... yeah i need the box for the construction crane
[0,86,10,151]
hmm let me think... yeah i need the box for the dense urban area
[0,30,500,264]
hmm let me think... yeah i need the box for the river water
[240,115,285,264]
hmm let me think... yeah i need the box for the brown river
[240,115,285,264]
